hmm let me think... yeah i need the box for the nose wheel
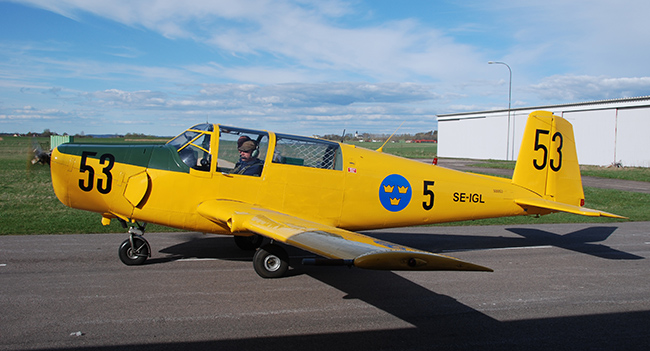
[117,222,151,266]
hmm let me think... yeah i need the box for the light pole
[488,61,512,160]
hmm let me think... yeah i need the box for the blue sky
[1,0,649,136]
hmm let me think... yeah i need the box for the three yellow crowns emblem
[383,185,409,194]
[383,184,409,206]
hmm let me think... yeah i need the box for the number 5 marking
[79,151,97,192]
[422,180,435,210]
[533,129,549,170]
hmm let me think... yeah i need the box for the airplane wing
[515,198,626,219]
[197,199,492,272]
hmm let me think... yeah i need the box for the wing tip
[353,251,493,272]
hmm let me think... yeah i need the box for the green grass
[1,160,176,235]
[0,137,174,235]
[466,159,516,170]
[346,141,437,159]
[580,165,650,182]
[0,136,645,235]
[462,159,650,183]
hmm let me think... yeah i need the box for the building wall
[438,98,650,167]
[438,114,509,160]
[562,109,617,166]
[616,108,650,167]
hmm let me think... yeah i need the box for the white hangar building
[437,96,650,167]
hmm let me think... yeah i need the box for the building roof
[437,95,650,119]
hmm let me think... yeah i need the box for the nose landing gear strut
[117,221,151,266]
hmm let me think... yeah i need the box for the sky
[1,0,649,137]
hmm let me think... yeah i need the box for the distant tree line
[5,128,436,143]
[2,128,136,138]
[319,130,437,143]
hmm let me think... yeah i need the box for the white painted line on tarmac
[486,245,553,251]
[443,245,552,253]
[178,258,220,261]
[0,264,6,267]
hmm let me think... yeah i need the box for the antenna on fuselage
[376,121,404,153]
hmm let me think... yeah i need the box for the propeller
[30,138,51,165]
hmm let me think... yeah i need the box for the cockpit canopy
[167,123,342,174]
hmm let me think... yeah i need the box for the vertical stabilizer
[512,111,585,207]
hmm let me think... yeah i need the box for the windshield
[167,124,214,171]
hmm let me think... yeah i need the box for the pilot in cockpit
[232,137,263,176]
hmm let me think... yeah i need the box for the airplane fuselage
[50,124,543,236]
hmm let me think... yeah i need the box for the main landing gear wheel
[253,244,289,278]
[234,234,264,251]
[118,236,150,265]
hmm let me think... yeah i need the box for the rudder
[512,111,585,207]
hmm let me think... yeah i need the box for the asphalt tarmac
[2,221,649,350]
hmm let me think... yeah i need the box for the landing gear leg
[118,221,151,266]
[253,244,289,278]
[234,234,264,251]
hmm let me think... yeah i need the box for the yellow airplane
[50,111,624,278]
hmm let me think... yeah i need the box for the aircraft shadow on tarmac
[366,226,644,261]
[31,228,650,351]
[34,250,650,351]
[152,234,255,265]
[505,227,644,260]
[151,225,643,266]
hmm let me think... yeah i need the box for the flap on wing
[197,199,492,272]
[515,198,626,219]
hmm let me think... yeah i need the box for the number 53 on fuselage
[50,111,624,278]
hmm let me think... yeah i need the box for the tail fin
[513,111,625,219]
[513,111,584,206]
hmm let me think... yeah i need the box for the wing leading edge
[197,200,492,272]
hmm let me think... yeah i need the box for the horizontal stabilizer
[515,198,626,219]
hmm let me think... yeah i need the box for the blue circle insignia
[379,174,412,212]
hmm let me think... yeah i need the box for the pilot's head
[238,140,257,162]
[237,135,251,148]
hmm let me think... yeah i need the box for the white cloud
[2,82,436,135]
[478,0,650,77]
[3,0,650,136]
[529,75,650,101]
[13,0,485,82]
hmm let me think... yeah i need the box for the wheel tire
[234,234,263,251]
[118,238,149,266]
[253,244,289,278]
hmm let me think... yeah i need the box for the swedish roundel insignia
[379,174,412,212]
